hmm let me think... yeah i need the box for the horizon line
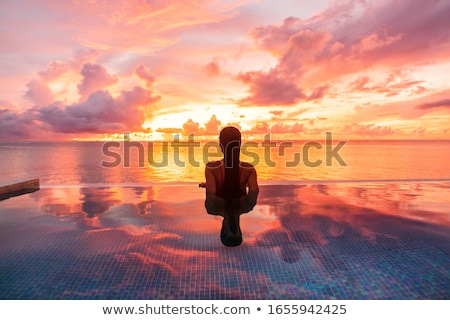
[37,178,450,189]
[2,138,450,143]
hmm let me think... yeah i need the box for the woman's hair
[219,126,241,199]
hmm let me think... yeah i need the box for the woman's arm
[247,167,259,192]
[204,165,225,215]
[205,165,217,195]
[240,166,259,213]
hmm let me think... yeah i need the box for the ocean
[1,139,449,186]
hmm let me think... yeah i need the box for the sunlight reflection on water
[1,140,450,185]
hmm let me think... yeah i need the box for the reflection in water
[80,188,121,217]
[0,183,449,299]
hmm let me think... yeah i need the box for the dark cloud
[0,109,37,139]
[77,63,118,100]
[417,99,450,110]
[36,86,160,134]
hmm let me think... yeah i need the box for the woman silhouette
[203,126,259,246]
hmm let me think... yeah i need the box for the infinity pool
[1,183,449,299]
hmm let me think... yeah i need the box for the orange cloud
[156,127,182,134]
[181,115,222,136]
[244,121,304,134]
[204,59,221,77]
[343,123,395,137]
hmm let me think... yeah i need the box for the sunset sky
[1,0,450,141]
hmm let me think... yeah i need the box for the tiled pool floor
[1,183,449,299]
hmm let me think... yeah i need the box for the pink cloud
[237,70,306,106]
[135,65,156,88]
[237,68,331,106]
[204,59,221,77]
[23,79,54,106]
[350,75,424,97]
[38,61,71,81]
[1,52,164,139]
[239,0,450,105]
[0,100,18,110]
[77,63,118,100]
[306,84,330,101]
[249,16,301,56]
[283,28,332,65]
[354,32,403,54]
[48,0,243,53]
[351,89,450,123]
[350,76,371,91]
[19,51,102,108]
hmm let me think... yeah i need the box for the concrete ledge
[0,179,40,201]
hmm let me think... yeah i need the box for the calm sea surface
[1,140,449,186]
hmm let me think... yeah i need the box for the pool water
[0,183,449,299]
